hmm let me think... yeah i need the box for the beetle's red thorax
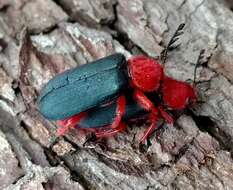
[127,56,163,92]
[161,77,197,110]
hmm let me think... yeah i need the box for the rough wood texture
[0,0,233,189]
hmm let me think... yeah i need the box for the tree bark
[0,0,233,189]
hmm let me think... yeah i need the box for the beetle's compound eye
[127,56,163,92]
[188,86,197,106]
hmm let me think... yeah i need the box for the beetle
[38,23,200,142]
[38,52,172,141]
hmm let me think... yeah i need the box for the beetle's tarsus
[140,116,158,142]
[56,125,70,137]
[139,142,149,153]
[56,112,86,136]
[83,133,97,146]
[158,106,174,124]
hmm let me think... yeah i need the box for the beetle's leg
[110,95,126,129]
[94,122,127,138]
[56,112,86,136]
[140,113,158,142]
[133,90,158,116]
[133,90,159,142]
[158,106,174,124]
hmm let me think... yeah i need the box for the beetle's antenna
[193,49,206,86]
[160,23,185,65]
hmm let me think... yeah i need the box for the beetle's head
[162,77,197,110]
[127,55,163,92]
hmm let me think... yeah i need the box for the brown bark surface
[0,0,233,189]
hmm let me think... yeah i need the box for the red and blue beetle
[38,24,200,142]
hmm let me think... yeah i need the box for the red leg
[94,122,127,138]
[140,113,158,142]
[56,112,86,136]
[133,90,159,142]
[56,95,125,137]
[158,106,174,124]
[111,95,126,129]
